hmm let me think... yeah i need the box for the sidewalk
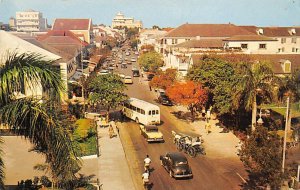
[171,105,241,159]
[96,121,135,190]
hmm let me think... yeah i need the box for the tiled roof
[175,39,224,48]
[37,30,88,46]
[52,18,92,30]
[165,23,256,38]
[239,26,257,34]
[259,27,300,37]
[224,35,277,41]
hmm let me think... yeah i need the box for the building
[52,18,93,44]
[138,29,167,52]
[112,12,143,29]
[15,9,47,32]
[0,30,61,99]
[9,17,16,30]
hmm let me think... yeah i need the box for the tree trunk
[251,97,257,131]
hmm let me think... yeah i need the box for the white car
[98,70,109,75]
[135,51,139,55]
[125,52,130,56]
[124,76,133,84]
[131,58,136,62]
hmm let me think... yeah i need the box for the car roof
[145,125,158,130]
[125,76,132,78]
[167,152,187,162]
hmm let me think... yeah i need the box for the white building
[16,9,47,32]
[138,29,167,52]
[112,12,143,29]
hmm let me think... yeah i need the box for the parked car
[121,63,127,69]
[124,76,133,84]
[147,73,155,81]
[131,57,136,62]
[98,69,109,75]
[139,125,164,142]
[135,51,139,55]
[160,152,193,179]
[158,94,172,106]
[125,52,130,56]
[132,69,140,77]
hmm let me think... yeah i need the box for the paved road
[113,49,247,190]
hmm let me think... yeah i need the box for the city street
[113,48,247,190]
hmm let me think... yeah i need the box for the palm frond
[0,52,64,105]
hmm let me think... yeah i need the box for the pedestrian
[206,109,211,122]
[201,107,206,121]
[149,85,152,91]
[205,122,211,134]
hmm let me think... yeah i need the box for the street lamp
[282,97,290,173]
[257,109,264,126]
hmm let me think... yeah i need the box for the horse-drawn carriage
[172,131,206,157]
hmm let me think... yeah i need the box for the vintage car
[139,125,164,142]
[160,152,193,179]
[158,94,172,106]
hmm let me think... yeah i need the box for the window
[141,109,145,115]
[282,47,285,52]
[292,38,297,44]
[172,39,178,44]
[156,110,159,114]
[152,110,156,115]
[148,111,151,115]
[278,48,281,52]
[281,38,286,44]
[137,108,141,113]
[292,47,295,52]
[241,44,248,49]
[296,48,299,53]
[259,44,266,49]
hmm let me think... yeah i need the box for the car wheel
[188,147,197,157]
[135,118,139,124]
[169,170,173,178]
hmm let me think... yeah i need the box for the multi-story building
[9,17,16,30]
[112,12,143,29]
[16,9,47,32]
[52,18,93,44]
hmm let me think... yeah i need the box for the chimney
[196,36,200,40]
[257,28,264,35]
[289,28,296,35]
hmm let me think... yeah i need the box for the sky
[1,0,300,28]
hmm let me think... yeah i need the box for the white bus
[123,98,160,125]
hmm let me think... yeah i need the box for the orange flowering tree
[166,81,208,121]
[150,69,177,90]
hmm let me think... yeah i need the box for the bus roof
[127,98,159,110]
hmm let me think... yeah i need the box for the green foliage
[130,39,139,49]
[240,126,283,189]
[0,52,80,189]
[187,57,237,115]
[138,51,163,73]
[88,74,128,111]
[74,119,92,139]
[73,119,97,156]
[126,27,139,39]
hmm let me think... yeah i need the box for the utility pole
[282,97,290,173]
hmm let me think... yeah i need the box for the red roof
[165,23,256,38]
[259,27,300,37]
[37,30,88,46]
[52,19,92,31]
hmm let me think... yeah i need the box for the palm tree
[234,61,276,131]
[0,52,81,189]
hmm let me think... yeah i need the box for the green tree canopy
[138,51,163,73]
[187,57,237,115]
[88,74,128,111]
[240,125,283,189]
[0,52,80,189]
[234,61,277,131]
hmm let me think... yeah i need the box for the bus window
[152,110,156,115]
[148,111,151,115]
[141,109,145,115]
[137,108,141,113]
[156,110,159,114]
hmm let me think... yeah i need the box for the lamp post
[257,109,264,126]
[282,97,290,173]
